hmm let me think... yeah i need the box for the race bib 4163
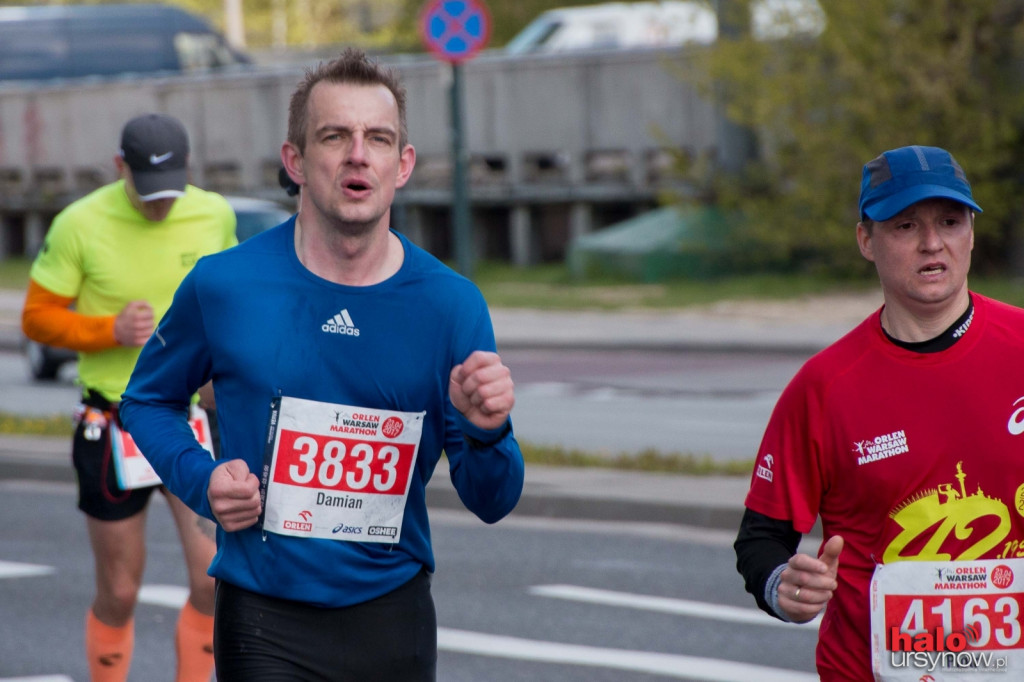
[870,558,1024,680]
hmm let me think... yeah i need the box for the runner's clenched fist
[114,299,155,346]
[449,350,515,431]
[208,459,262,531]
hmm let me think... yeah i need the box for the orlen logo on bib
[283,510,313,533]
[381,416,404,439]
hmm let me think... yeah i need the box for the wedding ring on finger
[794,587,802,601]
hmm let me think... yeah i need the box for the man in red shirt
[736,145,1024,680]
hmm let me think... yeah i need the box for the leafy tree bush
[679,0,1024,276]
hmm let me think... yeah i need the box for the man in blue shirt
[121,48,524,680]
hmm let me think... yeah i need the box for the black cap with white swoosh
[119,113,190,201]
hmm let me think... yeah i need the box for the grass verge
[520,442,755,476]
[472,263,1024,311]
[0,257,32,290]
[0,412,72,436]
[6,257,1024,310]
[471,262,881,310]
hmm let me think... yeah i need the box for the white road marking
[136,582,817,679]
[517,381,573,396]
[0,633,813,682]
[437,628,817,681]
[138,584,188,609]
[583,387,618,402]
[530,584,821,629]
[0,560,55,579]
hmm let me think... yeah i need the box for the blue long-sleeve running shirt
[120,219,524,608]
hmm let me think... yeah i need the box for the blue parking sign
[419,0,491,63]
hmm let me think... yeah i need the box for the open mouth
[919,264,946,276]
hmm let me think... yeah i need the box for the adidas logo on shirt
[322,309,360,337]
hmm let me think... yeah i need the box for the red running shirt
[745,294,1024,681]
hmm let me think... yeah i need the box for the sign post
[419,0,491,279]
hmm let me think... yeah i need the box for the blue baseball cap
[858,145,982,221]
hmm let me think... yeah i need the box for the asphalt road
[0,347,807,462]
[0,346,824,680]
[506,348,803,460]
[0,478,819,681]
[0,350,79,416]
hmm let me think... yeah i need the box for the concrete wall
[0,48,724,263]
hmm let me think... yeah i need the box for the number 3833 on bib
[261,396,426,544]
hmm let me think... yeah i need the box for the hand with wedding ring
[779,535,844,623]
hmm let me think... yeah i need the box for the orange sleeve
[21,279,119,352]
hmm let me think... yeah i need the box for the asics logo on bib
[323,309,360,337]
[1008,397,1024,436]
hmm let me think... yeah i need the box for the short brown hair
[287,48,408,154]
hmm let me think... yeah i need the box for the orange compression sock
[175,600,215,682]
[85,609,133,682]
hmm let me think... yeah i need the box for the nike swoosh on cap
[149,151,174,165]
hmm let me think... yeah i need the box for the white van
[504,0,824,54]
